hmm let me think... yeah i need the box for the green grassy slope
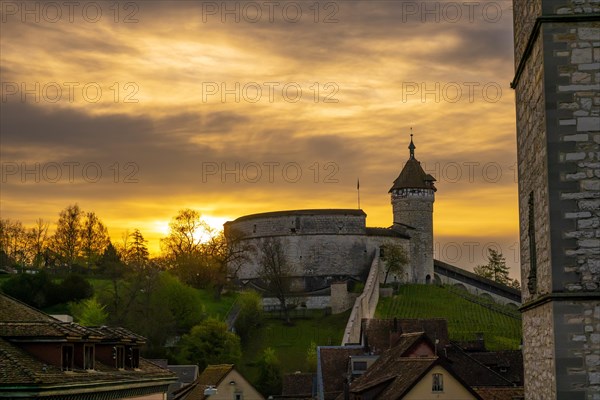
[375,284,522,350]
[239,310,350,381]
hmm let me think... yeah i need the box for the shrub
[234,290,264,342]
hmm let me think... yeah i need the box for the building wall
[391,189,435,283]
[435,273,521,307]
[403,365,477,400]
[512,0,600,398]
[226,211,410,282]
[342,255,381,345]
[210,369,264,400]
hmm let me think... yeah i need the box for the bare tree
[51,204,83,268]
[0,219,27,268]
[258,238,294,324]
[27,218,49,268]
[80,212,109,270]
[160,209,210,261]
[202,228,251,298]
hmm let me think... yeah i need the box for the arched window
[426,274,431,284]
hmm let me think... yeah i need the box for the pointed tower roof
[389,133,436,192]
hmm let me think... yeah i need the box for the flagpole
[357,178,360,209]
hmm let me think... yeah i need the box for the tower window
[432,373,443,392]
[253,224,257,233]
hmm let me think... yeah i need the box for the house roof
[197,364,234,386]
[0,293,175,395]
[0,294,145,344]
[318,346,365,400]
[474,387,525,400]
[172,365,263,400]
[350,357,436,396]
[282,373,315,397]
[361,318,449,354]
[469,351,523,385]
[168,365,200,385]
[0,336,172,386]
[444,346,522,387]
[350,354,484,400]
[365,227,410,239]
[0,294,57,322]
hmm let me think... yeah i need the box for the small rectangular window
[62,345,74,371]
[127,347,140,369]
[234,394,243,400]
[432,373,443,392]
[83,344,94,370]
[113,346,125,369]
[353,361,368,371]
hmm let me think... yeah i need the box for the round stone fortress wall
[224,209,410,287]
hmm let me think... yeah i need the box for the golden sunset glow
[0,1,519,273]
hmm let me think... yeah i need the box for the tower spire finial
[408,128,415,159]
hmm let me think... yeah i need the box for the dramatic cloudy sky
[0,0,521,274]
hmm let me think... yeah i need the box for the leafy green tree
[157,272,205,333]
[256,347,282,396]
[176,318,241,370]
[234,290,264,342]
[70,297,108,326]
[474,249,511,286]
[97,270,204,357]
[1,271,55,308]
[53,274,94,304]
[381,242,409,284]
[306,341,317,372]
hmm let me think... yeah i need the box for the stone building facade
[511,1,600,398]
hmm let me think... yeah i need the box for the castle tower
[389,134,436,283]
[512,1,599,399]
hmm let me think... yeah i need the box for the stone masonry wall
[522,302,557,399]
[391,192,434,284]
[513,0,600,398]
[227,211,410,282]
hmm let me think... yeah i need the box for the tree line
[0,205,251,295]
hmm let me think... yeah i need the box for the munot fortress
[225,136,521,310]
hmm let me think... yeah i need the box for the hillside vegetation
[376,284,522,350]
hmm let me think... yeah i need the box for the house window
[353,361,368,372]
[127,347,140,369]
[113,346,125,369]
[83,344,95,370]
[234,394,243,400]
[432,373,443,392]
[62,345,74,371]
